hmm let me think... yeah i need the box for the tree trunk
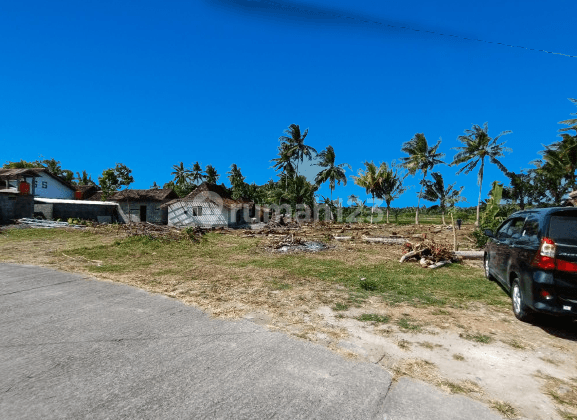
[416,172,426,225]
[475,159,485,227]
[441,211,445,225]
[451,212,457,251]
[386,204,390,223]
[370,193,375,224]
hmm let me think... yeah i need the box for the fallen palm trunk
[453,250,484,259]
[334,236,352,241]
[362,236,407,245]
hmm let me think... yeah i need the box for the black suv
[484,207,577,322]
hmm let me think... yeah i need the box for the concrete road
[0,264,504,420]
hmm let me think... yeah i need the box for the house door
[140,205,147,222]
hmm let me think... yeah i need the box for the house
[161,182,255,227]
[0,168,77,199]
[85,189,178,224]
[0,169,40,222]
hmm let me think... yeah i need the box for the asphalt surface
[0,264,504,419]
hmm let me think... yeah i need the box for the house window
[192,206,202,216]
[42,181,48,189]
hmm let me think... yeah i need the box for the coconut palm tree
[420,172,464,225]
[400,133,445,225]
[171,162,190,186]
[314,145,351,202]
[451,123,511,226]
[377,162,408,223]
[279,124,317,176]
[351,161,385,224]
[540,135,577,190]
[271,142,296,191]
[205,165,220,184]
[190,161,205,185]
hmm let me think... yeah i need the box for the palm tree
[279,124,317,176]
[205,165,220,184]
[559,98,577,134]
[377,162,408,223]
[271,142,296,191]
[351,161,385,224]
[540,135,577,190]
[400,133,445,225]
[227,163,246,199]
[190,161,204,185]
[171,162,190,186]
[314,145,351,202]
[451,123,511,226]
[76,170,96,186]
[420,172,464,225]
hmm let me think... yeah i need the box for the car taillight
[532,237,556,270]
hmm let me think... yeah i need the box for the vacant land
[1,223,576,420]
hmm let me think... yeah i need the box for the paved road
[0,264,503,419]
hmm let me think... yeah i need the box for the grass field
[0,226,506,310]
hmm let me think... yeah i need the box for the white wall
[167,199,229,227]
[30,173,75,199]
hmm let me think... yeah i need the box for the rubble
[114,222,206,242]
[400,239,459,267]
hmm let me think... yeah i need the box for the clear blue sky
[1,0,576,207]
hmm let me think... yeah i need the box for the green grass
[396,316,422,332]
[356,313,390,323]
[459,332,493,344]
[1,228,509,310]
[332,303,349,311]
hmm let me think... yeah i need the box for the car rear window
[549,213,577,244]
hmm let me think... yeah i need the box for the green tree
[400,133,445,225]
[271,142,296,191]
[314,145,351,202]
[76,170,96,186]
[377,162,408,223]
[171,162,191,186]
[227,163,246,199]
[420,172,464,224]
[559,98,577,134]
[205,165,220,184]
[451,123,511,226]
[190,162,205,185]
[98,163,134,200]
[279,124,317,177]
[352,161,386,224]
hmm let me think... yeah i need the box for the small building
[162,182,254,227]
[0,168,76,199]
[85,189,178,224]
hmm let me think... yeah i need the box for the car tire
[511,278,533,323]
[484,255,492,280]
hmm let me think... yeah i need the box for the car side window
[496,220,514,240]
[508,218,525,240]
[519,217,540,246]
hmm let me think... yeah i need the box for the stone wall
[0,194,34,223]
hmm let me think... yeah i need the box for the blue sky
[1,0,576,207]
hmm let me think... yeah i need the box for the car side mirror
[484,229,495,238]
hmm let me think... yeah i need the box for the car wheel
[511,278,533,322]
[484,255,492,280]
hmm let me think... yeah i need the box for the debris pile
[16,218,86,229]
[115,222,206,242]
[265,234,328,253]
[400,239,459,269]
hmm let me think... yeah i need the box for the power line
[241,0,577,58]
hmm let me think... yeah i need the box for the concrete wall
[34,202,118,222]
[0,195,34,223]
[167,200,255,227]
[117,201,168,224]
